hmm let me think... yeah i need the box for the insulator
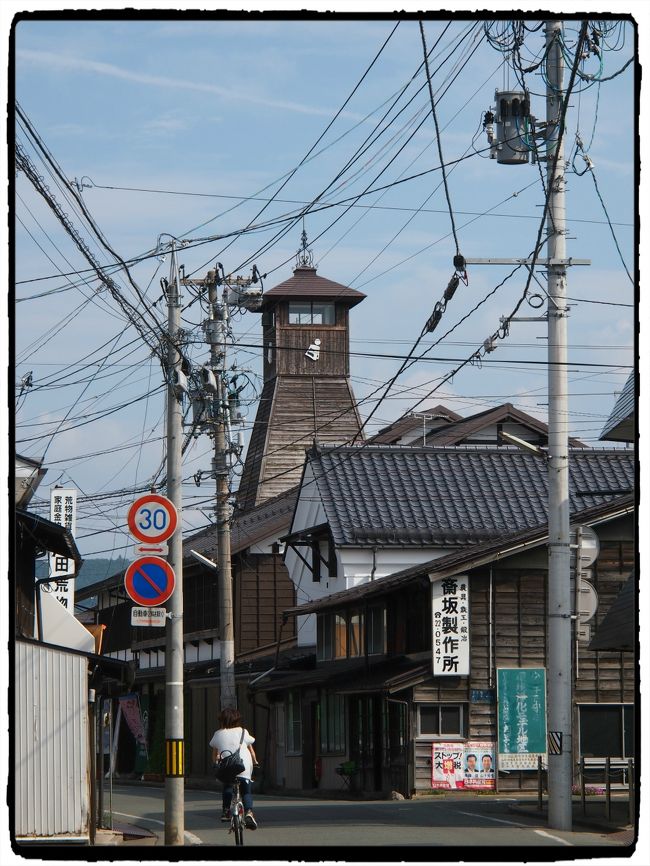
[444,275,460,302]
[452,254,466,273]
[425,303,443,334]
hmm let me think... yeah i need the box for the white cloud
[17,48,346,118]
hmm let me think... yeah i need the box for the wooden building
[253,496,635,796]
[237,244,366,511]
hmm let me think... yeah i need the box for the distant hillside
[35,556,128,588]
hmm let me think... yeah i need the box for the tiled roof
[423,403,586,448]
[368,405,462,445]
[305,445,635,547]
[260,266,366,307]
[600,372,635,442]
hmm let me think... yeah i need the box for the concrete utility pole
[544,19,573,832]
[164,243,185,844]
[206,270,237,709]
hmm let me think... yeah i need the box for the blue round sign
[125,556,176,607]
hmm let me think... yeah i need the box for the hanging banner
[119,693,147,747]
[432,576,470,676]
[497,667,547,770]
[134,695,150,775]
[47,487,77,609]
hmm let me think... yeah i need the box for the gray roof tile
[306,445,635,546]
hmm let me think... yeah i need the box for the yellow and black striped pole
[166,739,184,777]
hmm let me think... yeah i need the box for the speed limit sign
[127,493,178,544]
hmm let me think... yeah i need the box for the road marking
[457,812,573,847]
[113,810,203,846]
[535,829,573,846]
[456,810,530,828]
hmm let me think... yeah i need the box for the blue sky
[8,4,643,561]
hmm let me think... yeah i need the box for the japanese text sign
[497,667,547,770]
[432,575,470,676]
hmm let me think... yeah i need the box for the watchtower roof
[260,266,366,308]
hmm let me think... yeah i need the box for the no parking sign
[124,556,176,606]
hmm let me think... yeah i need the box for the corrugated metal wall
[15,641,89,839]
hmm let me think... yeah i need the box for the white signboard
[432,575,470,676]
[131,607,167,627]
[47,487,77,610]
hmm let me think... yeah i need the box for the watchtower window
[288,301,335,325]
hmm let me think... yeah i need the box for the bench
[335,760,359,789]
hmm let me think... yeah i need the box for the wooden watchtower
[237,238,365,511]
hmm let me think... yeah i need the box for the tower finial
[296,221,314,268]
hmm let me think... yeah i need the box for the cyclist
[210,706,259,829]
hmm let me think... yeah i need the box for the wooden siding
[241,376,361,508]
[234,552,297,655]
[275,325,349,377]
[405,534,635,792]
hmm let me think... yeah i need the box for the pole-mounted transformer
[491,89,533,165]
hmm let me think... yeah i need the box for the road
[109,784,630,852]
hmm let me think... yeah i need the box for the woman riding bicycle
[210,706,259,829]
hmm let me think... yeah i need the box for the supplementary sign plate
[127,494,178,544]
[124,556,176,607]
[131,606,167,627]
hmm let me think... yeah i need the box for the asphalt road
[109,784,630,854]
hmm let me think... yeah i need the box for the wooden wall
[411,529,635,792]
[233,552,297,655]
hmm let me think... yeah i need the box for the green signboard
[497,667,547,770]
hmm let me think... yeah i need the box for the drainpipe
[370,547,377,581]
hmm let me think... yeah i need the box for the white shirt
[209,726,255,780]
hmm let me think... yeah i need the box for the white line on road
[535,829,573,847]
[456,810,531,828]
[113,810,203,846]
[457,811,574,847]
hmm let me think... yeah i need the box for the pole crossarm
[464,257,590,266]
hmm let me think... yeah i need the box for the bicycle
[228,776,246,846]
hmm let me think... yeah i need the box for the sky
[6,1,645,567]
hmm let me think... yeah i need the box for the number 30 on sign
[127,493,178,544]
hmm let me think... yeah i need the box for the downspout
[370,547,377,581]
[489,567,494,689]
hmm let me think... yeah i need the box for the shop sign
[432,575,470,676]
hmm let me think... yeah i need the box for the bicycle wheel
[233,812,244,846]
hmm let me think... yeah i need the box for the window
[317,613,333,661]
[367,605,386,655]
[288,301,335,325]
[286,690,302,754]
[334,613,347,658]
[579,704,634,759]
[319,693,345,754]
[418,703,466,738]
[348,610,364,657]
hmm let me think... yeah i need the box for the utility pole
[544,19,573,832]
[164,242,185,844]
[207,269,237,709]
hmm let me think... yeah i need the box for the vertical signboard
[497,667,547,770]
[48,487,77,609]
[432,576,470,676]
